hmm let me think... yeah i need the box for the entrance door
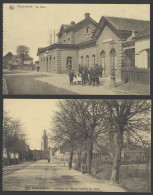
[67,56,72,70]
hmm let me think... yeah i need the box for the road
[3,70,127,95]
[3,158,127,192]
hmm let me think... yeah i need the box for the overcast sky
[3,4,150,61]
[4,99,59,150]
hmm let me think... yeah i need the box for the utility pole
[54,29,55,44]
[50,30,52,46]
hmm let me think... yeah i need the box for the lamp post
[110,41,117,87]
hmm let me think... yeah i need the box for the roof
[57,16,98,36]
[134,25,150,39]
[105,16,150,32]
[4,52,13,58]
[93,16,150,39]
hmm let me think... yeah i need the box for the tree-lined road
[3,159,127,192]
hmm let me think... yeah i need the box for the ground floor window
[100,50,106,74]
[67,56,72,70]
[86,55,89,67]
[110,49,116,74]
[54,57,56,70]
[81,56,83,66]
[92,54,95,65]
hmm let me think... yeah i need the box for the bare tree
[104,100,151,184]
[3,111,28,164]
[50,99,107,173]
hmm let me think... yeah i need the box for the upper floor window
[68,38,70,44]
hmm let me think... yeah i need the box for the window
[92,54,95,65]
[67,56,72,69]
[54,57,55,70]
[81,56,83,65]
[110,49,116,73]
[100,51,106,74]
[86,55,89,67]
[68,38,70,44]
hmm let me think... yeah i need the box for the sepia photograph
[3,4,150,95]
[3,99,151,192]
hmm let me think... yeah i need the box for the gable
[93,16,150,40]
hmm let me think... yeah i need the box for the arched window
[86,55,89,67]
[100,51,106,74]
[81,56,83,66]
[67,56,72,70]
[92,54,95,65]
[110,49,116,73]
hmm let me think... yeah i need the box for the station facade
[37,13,150,79]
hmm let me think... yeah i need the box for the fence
[121,67,150,85]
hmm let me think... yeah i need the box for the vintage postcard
[3,4,150,95]
[2,99,151,192]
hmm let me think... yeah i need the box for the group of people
[69,64,103,87]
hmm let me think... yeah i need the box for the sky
[3,4,150,61]
[4,99,59,150]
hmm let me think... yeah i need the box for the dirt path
[3,159,127,192]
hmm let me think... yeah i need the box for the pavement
[3,158,127,192]
[4,70,128,95]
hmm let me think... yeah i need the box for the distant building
[3,52,34,70]
[41,130,48,151]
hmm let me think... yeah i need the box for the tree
[50,99,107,173]
[3,111,28,164]
[16,45,30,65]
[104,100,151,184]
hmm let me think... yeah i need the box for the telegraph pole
[54,29,55,44]
[50,30,52,46]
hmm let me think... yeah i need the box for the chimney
[71,21,75,25]
[85,13,90,19]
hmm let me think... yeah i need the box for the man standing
[99,64,103,78]
[78,64,83,75]
[69,69,74,86]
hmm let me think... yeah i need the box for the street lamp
[110,41,117,87]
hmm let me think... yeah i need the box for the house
[134,25,150,69]
[22,54,34,71]
[3,52,34,70]
[3,52,22,70]
[37,13,150,82]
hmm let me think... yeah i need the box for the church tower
[41,130,48,151]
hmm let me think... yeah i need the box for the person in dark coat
[95,64,100,86]
[89,67,93,85]
[99,65,103,78]
[81,70,86,86]
[69,69,74,85]
[78,64,83,75]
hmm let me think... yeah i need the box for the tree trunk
[69,148,74,169]
[14,153,16,165]
[110,130,123,184]
[6,147,10,165]
[77,151,82,170]
[87,137,93,174]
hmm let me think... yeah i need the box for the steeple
[41,129,48,151]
